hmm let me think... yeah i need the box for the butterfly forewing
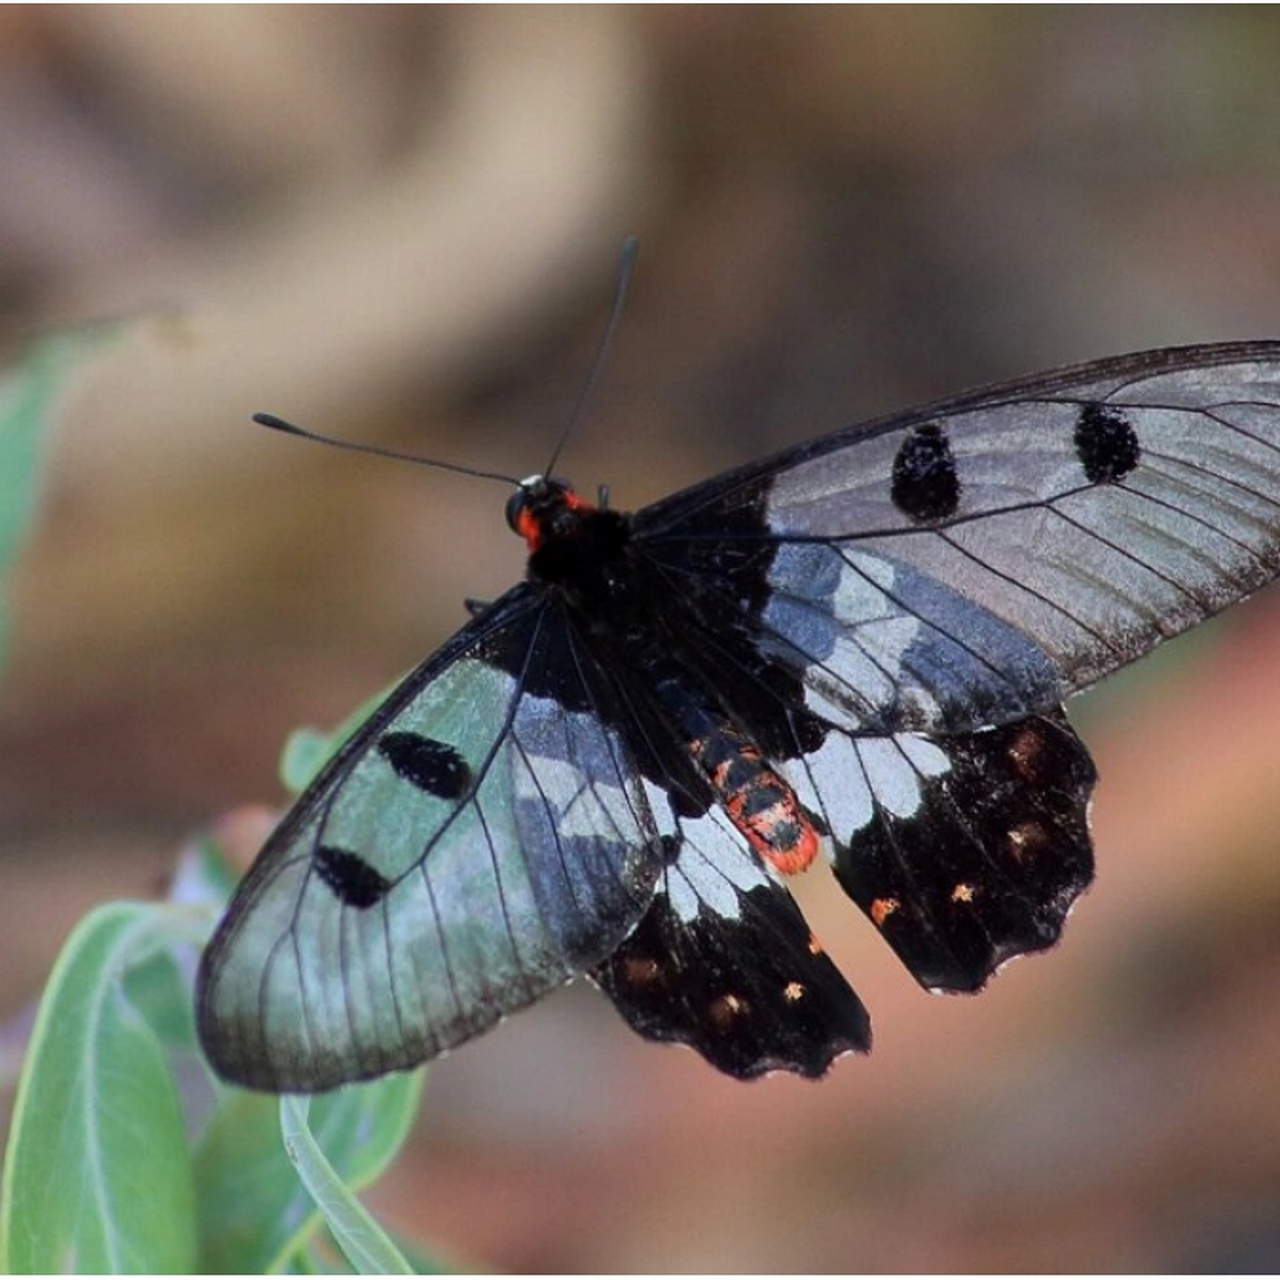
[198,588,667,1091]
[635,342,1280,735]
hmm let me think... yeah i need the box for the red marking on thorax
[515,506,544,550]
[515,486,594,552]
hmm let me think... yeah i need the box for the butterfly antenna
[543,235,638,478]
[253,413,521,487]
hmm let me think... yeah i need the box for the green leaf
[279,1095,413,1274]
[193,1070,424,1273]
[0,323,117,670]
[0,774,431,1273]
[0,902,200,1273]
[121,947,197,1053]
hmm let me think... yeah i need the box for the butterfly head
[506,474,596,552]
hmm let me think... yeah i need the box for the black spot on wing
[835,711,1096,992]
[377,730,472,798]
[313,844,392,909]
[891,421,960,521]
[594,881,871,1079]
[1074,401,1140,484]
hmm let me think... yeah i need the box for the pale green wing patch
[197,591,669,1091]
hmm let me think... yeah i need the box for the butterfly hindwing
[592,805,871,1079]
[635,343,1280,735]
[781,710,1096,992]
[197,587,669,1091]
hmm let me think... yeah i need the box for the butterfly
[197,339,1280,1092]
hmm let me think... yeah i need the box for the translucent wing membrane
[636,343,1280,735]
[198,590,666,1091]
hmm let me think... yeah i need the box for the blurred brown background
[4,6,1280,1271]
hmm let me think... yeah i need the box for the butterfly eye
[507,477,578,533]
[504,488,529,532]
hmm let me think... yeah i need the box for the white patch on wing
[515,753,634,840]
[897,734,952,779]
[857,738,922,819]
[799,629,901,720]
[801,677,858,728]
[640,778,681,839]
[831,550,895,620]
[851,733,952,822]
[832,554,931,711]
[665,809,771,924]
[801,673,863,727]
[782,732,873,847]
[840,548,896,595]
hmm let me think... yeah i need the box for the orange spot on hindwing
[870,897,900,928]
